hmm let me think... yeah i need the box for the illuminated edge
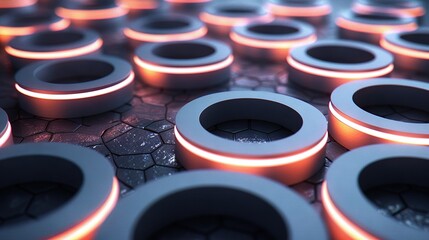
[287,56,393,79]
[380,38,429,60]
[124,27,207,42]
[200,12,272,27]
[0,0,37,8]
[15,72,134,101]
[321,182,378,240]
[353,2,425,17]
[230,31,317,49]
[329,102,429,145]
[56,7,128,20]
[268,3,332,17]
[5,39,103,60]
[336,17,417,34]
[0,122,12,147]
[166,0,211,3]
[134,55,233,74]
[49,178,119,240]
[118,0,158,10]
[0,19,70,37]
[175,126,328,167]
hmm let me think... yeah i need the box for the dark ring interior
[200,99,303,136]
[144,19,190,30]
[218,6,258,14]
[133,187,288,239]
[31,31,85,47]
[153,43,215,60]
[353,85,429,114]
[4,14,55,27]
[248,24,299,35]
[307,45,375,63]
[400,32,429,46]
[35,60,114,84]
[352,12,400,21]
[0,155,83,189]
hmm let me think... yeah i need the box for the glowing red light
[268,3,332,17]
[124,27,207,42]
[56,6,128,20]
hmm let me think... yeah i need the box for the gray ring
[325,144,429,240]
[95,170,328,240]
[0,108,12,147]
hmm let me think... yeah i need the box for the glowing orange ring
[200,11,271,27]
[268,3,332,17]
[336,16,417,34]
[56,6,128,20]
[352,2,425,18]
[0,108,12,148]
[0,18,70,39]
[124,26,207,42]
[380,37,429,59]
[118,0,158,10]
[0,0,36,8]
[230,32,316,49]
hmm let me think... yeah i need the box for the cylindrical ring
[322,144,429,240]
[0,0,36,15]
[329,78,429,149]
[96,170,328,240]
[287,39,394,93]
[200,2,271,37]
[0,108,12,148]
[134,38,232,89]
[352,0,425,23]
[0,142,118,240]
[15,55,134,118]
[267,0,332,26]
[175,91,327,185]
[231,19,316,62]
[336,10,417,45]
[381,27,429,75]
[0,10,70,44]
[6,28,102,69]
[124,14,207,47]
[118,0,161,19]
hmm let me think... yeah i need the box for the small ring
[6,28,102,68]
[124,14,207,47]
[322,144,429,240]
[352,0,425,21]
[267,0,332,26]
[95,170,328,240]
[0,108,13,148]
[0,142,118,240]
[15,55,134,118]
[200,2,271,37]
[231,19,317,62]
[0,10,70,44]
[336,10,417,45]
[381,27,429,75]
[175,91,327,185]
[134,38,232,89]
[288,39,394,93]
[329,78,429,149]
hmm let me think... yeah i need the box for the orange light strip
[118,0,158,9]
[49,178,119,240]
[56,7,128,20]
[268,3,332,17]
[0,122,12,147]
[134,55,233,74]
[16,72,134,101]
[0,0,36,8]
[5,39,103,60]
[380,38,429,59]
[321,182,378,240]
[166,0,211,2]
[175,127,328,167]
[353,2,425,17]
[336,17,417,34]
[200,12,272,27]
[0,19,70,37]
[287,56,393,79]
[329,102,429,145]
[230,32,317,49]
[124,27,207,42]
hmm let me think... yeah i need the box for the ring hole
[353,86,429,123]
[4,14,56,27]
[248,24,299,35]
[35,60,114,84]
[0,156,81,227]
[359,158,429,232]
[307,45,375,64]
[200,99,302,144]
[400,33,429,46]
[353,12,400,21]
[219,6,258,14]
[153,43,215,60]
[31,31,85,46]
[145,19,190,30]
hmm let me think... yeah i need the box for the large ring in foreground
[381,27,429,75]
[322,144,429,240]
[0,142,118,240]
[96,170,328,240]
[134,38,232,89]
[231,19,316,62]
[175,91,327,185]
[15,55,134,118]
[0,108,12,148]
[287,39,393,93]
[329,78,429,149]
